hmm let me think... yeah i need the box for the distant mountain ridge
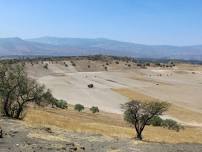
[0,36,202,60]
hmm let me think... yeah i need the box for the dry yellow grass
[112,88,202,124]
[24,106,202,144]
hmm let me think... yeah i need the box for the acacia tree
[122,100,169,140]
[0,63,50,119]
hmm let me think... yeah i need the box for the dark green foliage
[43,63,48,69]
[71,61,76,66]
[54,99,68,109]
[148,116,184,132]
[162,119,184,132]
[145,63,150,66]
[74,104,84,112]
[90,106,99,113]
[148,116,163,126]
[0,63,51,119]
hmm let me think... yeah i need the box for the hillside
[0,37,202,60]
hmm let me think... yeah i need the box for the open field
[25,58,202,126]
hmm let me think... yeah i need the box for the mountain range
[0,37,202,61]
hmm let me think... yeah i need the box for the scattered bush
[74,104,84,112]
[90,106,99,113]
[54,99,68,109]
[64,62,68,67]
[71,61,76,66]
[88,84,94,88]
[145,63,150,66]
[43,63,48,69]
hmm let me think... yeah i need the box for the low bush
[148,116,184,132]
[74,104,84,112]
[148,116,163,126]
[90,106,99,113]
[54,99,68,109]
[162,119,184,132]
[88,84,94,88]
[43,63,48,69]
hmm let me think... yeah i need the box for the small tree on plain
[74,104,84,112]
[122,100,169,140]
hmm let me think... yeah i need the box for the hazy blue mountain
[0,37,202,60]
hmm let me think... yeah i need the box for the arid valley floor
[1,57,202,151]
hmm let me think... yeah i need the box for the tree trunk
[15,105,23,119]
[3,97,10,117]
[136,132,142,140]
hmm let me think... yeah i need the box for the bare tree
[122,100,169,140]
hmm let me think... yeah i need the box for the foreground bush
[74,104,84,112]
[54,99,68,109]
[90,106,99,113]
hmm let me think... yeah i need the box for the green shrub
[90,106,99,113]
[145,63,150,66]
[74,104,84,112]
[162,119,183,132]
[148,116,184,132]
[43,63,48,69]
[54,99,68,109]
[148,116,163,126]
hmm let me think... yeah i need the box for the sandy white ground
[26,61,202,125]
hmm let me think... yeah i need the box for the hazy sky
[0,0,202,45]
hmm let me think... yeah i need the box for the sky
[0,0,202,45]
